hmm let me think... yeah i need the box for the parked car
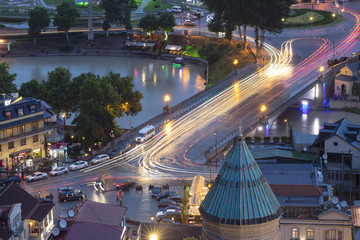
[58,186,74,192]
[159,204,182,212]
[109,150,120,159]
[49,167,68,176]
[36,194,53,203]
[339,56,349,62]
[152,185,162,198]
[69,161,88,171]
[58,189,85,202]
[158,199,178,208]
[171,6,182,13]
[157,191,178,200]
[1,176,21,185]
[168,195,182,203]
[327,58,339,66]
[156,208,181,219]
[26,172,47,182]
[157,9,172,15]
[64,157,76,163]
[91,154,110,164]
[184,19,196,26]
[119,143,131,154]
[156,210,182,222]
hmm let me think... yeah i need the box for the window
[30,105,36,113]
[5,111,11,119]
[19,125,25,134]
[18,108,24,116]
[325,229,342,240]
[8,141,14,149]
[20,138,26,146]
[306,228,314,240]
[333,141,338,146]
[31,122,38,131]
[292,228,299,240]
[33,135,38,143]
[6,128,13,137]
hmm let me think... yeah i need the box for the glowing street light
[281,18,285,22]
[332,13,336,22]
[260,105,267,112]
[149,234,157,240]
[319,66,325,73]
[233,59,238,65]
[164,95,170,106]
[150,216,154,221]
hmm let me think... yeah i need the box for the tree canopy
[158,12,176,40]
[28,6,51,47]
[100,0,137,27]
[0,62,17,93]
[139,14,159,34]
[53,1,79,43]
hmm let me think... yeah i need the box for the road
[10,2,360,221]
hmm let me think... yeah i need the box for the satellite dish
[52,227,60,237]
[60,210,68,218]
[331,196,339,204]
[303,147,307,152]
[341,200,347,208]
[336,204,341,210]
[318,175,323,183]
[324,159,328,164]
[323,153,328,160]
[68,210,75,218]
[59,219,67,229]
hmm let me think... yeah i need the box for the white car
[69,161,88,171]
[156,209,179,218]
[90,154,110,164]
[26,172,47,182]
[49,167,68,176]
[184,20,196,26]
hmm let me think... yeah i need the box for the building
[311,118,360,203]
[0,96,56,170]
[0,182,55,240]
[334,62,360,98]
[199,136,282,240]
[54,200,128,240]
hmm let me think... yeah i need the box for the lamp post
[61,113,66,128]
[214,131,217,175]
[110,130,115,151]
[125,102,131,129]
[284,119,288,137]
[164,95,170,107]
[332,13,336,22]
[309,16,313,32]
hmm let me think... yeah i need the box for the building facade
[0,97,53,170]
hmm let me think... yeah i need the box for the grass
[168,35,254,84]
[135,0,142,7]
[143,0,172,12]
[284,9,344,28]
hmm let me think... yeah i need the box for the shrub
[154,4,160,8]
[264,137,270,143]
[281,136,289,144]
[245,136,252,143]
[273,136,280,143]
[254,136,261,143]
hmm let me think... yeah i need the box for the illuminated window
[19,125,25,134]
[20,138,26,146]
[5,111,11,119]
[18,108,24,116]
[306,228,314,240]
[33,135,38,143]
[292,228,299,240]
[8,141,14,149]
[30,105,36,113]
[6,128,13,137]
[325,229,342,240]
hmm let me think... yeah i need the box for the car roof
[139,125,155,133]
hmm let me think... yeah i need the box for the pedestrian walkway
[133,0,151,13]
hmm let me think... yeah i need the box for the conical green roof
[199,138,281,225]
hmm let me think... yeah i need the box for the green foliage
[101,0,137,26]
[244,136,252,143]
[264,136,270,143]
[207,11,224,38]
[143,0,171,12]
[284,9,340,27]
[0,62,17,93]
[281,136,289,143]
[273,136,280,143]
[198,43,229,65]
[254,136,261,142]
[102,19,110,31]
[345,108,360,114]
[53,2,79,42]
[139,14,159,33]
[19,79,46,100]
[158,12,176,39]
[0,16,28,22]
[28,6,50,45]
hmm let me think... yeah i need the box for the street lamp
[309,16,313,31]
[61,113,66,128]
[150,234,157,240]
[281,18,285,22]
[164,95,170,107]
[260,105,267,112]
[125,102,131,129]
[150,216,154,221]
[233,59,238,65]
[214,131,218,175]
[332,13,336,22]
[284,119,289,137]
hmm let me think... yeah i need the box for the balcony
[0,125,52,144]
[12,221,24,237]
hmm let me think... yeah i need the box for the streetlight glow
[150,216,154,221]
[149,234,157,240]
[319,66,325,72]
[332,13,336,17]
[164,95,170,103]
[284,119,287,123]
[309,16,313,21]
[233,59,238,65]
[281,18,285,22]
[260,105,267,112]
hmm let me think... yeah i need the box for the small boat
[173,57,185,65]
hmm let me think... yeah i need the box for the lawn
[143,0,172,12]
[284,9,344,28]
[135,0,142,7]
[168,35,254,84]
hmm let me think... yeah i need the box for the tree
[19,79,46,100]
[45,67,73,115]
[0,62,17,93]
[102,19,111,37]
[158,12,176,40]
[28,6,50,48]
[53,2,79,43]
[139,14,159,34]
[207,11,224,39]
[100,0,137,26]
[69,72,96,112]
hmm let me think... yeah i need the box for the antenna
[52,227,60,237]
[331,196,339,205]
[59,219,67,229]
[68,210,75,218]
[341,200,347,208]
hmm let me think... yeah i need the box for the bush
[0,16,28,23]
[245,136,252,143]
[273,136,279,143]
[281,136,289,144]
[154,4,160,8]
[58,45,74,52]
[254,136,261,143]
[264,137,270,143]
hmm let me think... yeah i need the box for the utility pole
[88,0,94,40]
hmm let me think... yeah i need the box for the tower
[199,136,282,240]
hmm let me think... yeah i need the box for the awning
[165,45,182,51]
[9,148,32,157]
[125,41,156,48]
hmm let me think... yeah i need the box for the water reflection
[5,56,205,128]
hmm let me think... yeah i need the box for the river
[3,56,206,128]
